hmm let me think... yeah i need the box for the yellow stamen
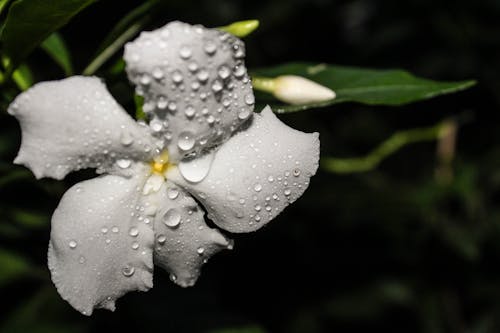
[150,150,171,175]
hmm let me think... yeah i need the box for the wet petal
[48,169,154,315]
[124,21,254,161]
[8,76,157,179]
[150,181,232,287]
[168,106,320,233]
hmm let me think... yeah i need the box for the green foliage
[253,63,476,113]
[0,0,96,71]
[41,33,73,76]
[0,248,30,287]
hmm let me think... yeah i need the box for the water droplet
[140,74,151,85]
[185,105,196,118]
[117,159,131,169]
[157,235,166,244]
[177,131,195,151]
[150,119,163,132]
[238,108,250,120]
[131,242,139,250]
[234,65,246,78]
[206,115,215,124]
[69,240,77,249]
[172,70,183,83]
[153,67,164,80]
[284,188,291,196]
[268,175,274,182]
[255,215,261,222]
[197,69,209,82]
[255,205,262,212]
[157,96,168,109]
[188,61,199,72]
[254,184,262,192]
[129,227,139,237]
[112,226,119,233]
[168,101,177,112]
[204,41,217,55]
[168,187,179,199]
[245,94,255,105]
[211,80,223,93]
[163,208,181,228]
[293,168,301,177]
[178,152,214,183]
[122,266,135,277]
[197,247,205,255]
[78,256,86,264]
[120,132,133,146]
[179,46,192,59]
[101,227,108,234]
[218,66,231,80]
[169,273,177,282]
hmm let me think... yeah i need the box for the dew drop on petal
[163,208,181,228]
[150,118,163,132]
[238,108,251,120]
[218,65,231,80]
[245,94,255,105]
[122,266,135,277]
[177,131,195,151]
[117,159,131,169]
[153,67,164,79]
[168,187,179,199]
[172,70,183,83]
[68,240,77,249]
[129,227,139,237]
[179,46,192,59]
[120,131,133,146]
[185,105,196,118]
[293,168,301,177]
[157,234,166,244]
[204,41,217,55]
[254,183,262,192]
[131,242,139,250]
[197,247,205,255]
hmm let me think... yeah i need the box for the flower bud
[273,75,336,105]
[219,20,260,38]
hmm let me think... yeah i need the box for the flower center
[150,150,173,175]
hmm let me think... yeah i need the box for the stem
[82,21,143,75]
[252,76,277,94]
[322,122,449,174]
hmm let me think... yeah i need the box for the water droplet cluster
[124,21,254,161]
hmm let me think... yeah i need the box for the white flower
[7,21,319,315]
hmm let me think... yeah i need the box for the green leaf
[40,32,73,75]
[0,248,31,287]
[252,62,476,113]
[11,63,33,90]
[134,94,146,120]
[218,19,260,38]
[0,0,96,70]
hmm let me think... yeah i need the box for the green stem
[322,122,449,174]
[252,76,277,94]
[82,21,144,75]
[0,0,11,17]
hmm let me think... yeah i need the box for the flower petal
[124,21,254,161]
[8,76,157,180]
[48,168,154,315]
[150,181,232,287]
[167,106,320,233]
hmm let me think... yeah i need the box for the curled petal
[8,76,157,179]
[124,21,254,161]
[168,106,320,233]
[48,168,154,315]
[150,181,232,287]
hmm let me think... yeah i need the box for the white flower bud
[273,75,336,105]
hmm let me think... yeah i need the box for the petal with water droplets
[48,169,154,315]
[124,21,254,161]
[167,106,320,233]
[150,181,232,287]
[8,76,157,180]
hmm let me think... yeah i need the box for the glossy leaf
[0,0,96,69]
[41,33,73,75]
[252,62,476,113]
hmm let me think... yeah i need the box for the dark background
[1,0,500,332]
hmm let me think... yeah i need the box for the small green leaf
[41,32,73,76]
[134,94,146,120]
[252,62,476,113]
[0,0,96,70]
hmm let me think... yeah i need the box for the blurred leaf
[0,248,30,287]
[41,32,73,76]
[0,0,12,16]
[252,63,476,113]
[0,0,96,70]
[11,208,48,228]
[11,63,33,90]
[134,94,145,120]
[206,326,267,333]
